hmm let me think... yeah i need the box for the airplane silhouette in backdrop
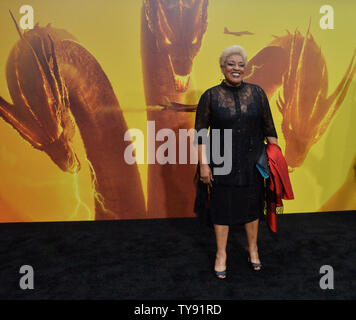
[224,27,254,36]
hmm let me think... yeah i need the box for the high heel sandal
[245,247,262,271]
[247,256,262,271]
[214,255,227,279]
[214,269,227,279]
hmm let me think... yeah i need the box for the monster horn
[9,10,23,39]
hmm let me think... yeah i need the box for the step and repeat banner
[0,0,355,222]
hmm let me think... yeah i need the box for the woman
[194,45,279,279]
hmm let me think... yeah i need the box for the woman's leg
[244,219,261,270]
[214,224,229,278]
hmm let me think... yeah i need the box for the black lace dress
[194,80,278,225]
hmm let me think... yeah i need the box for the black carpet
[0,211,355,300]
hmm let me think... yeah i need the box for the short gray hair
[219,45,248,68]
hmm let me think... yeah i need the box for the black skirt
[194,167,265,226]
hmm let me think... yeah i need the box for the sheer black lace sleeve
[194,89,211,145]
[258,86,278,138]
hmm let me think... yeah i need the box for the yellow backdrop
[0,0,355,222]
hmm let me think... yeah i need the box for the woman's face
[222,54,245,86]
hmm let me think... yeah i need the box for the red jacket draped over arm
[266,143,294,232]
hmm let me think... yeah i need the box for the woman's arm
[258,86,279,146]
[198,144,213,185]
[194,90,213,185]
[198,144,209,165]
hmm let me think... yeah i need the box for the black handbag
[256,143,270,178]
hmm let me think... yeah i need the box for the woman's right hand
[200,164,214,186]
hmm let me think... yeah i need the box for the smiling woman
[194,45,280,278]
[219,45,248,86]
